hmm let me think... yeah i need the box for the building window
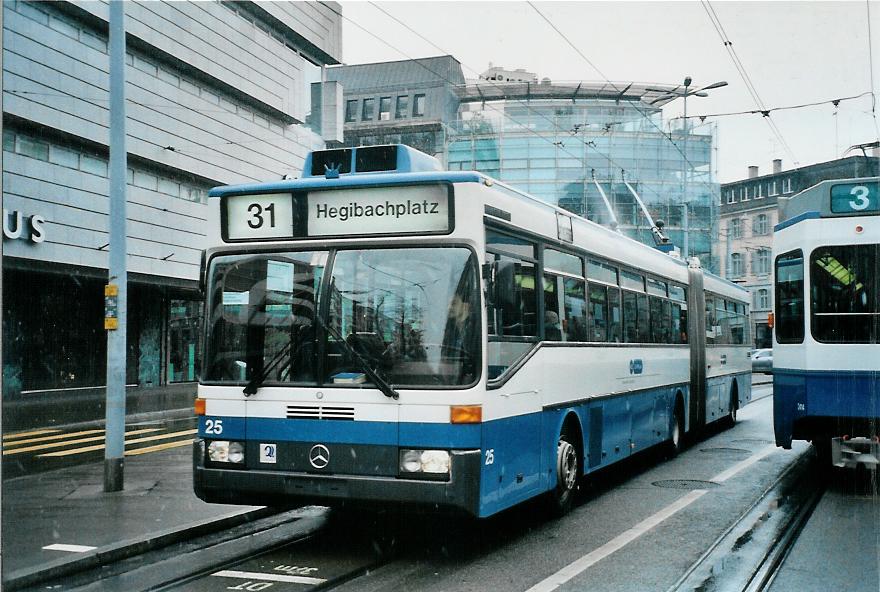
[379,97,391,121]
[769,180,778,196]
[727,190,735,204]
[755,183,763,198]
[743,187,750,201]
[345,99,358,122]
[756,288,770,310]
[413,93,426,117]
[782,178,793,193]
[740,187,746,201]
[730,253,744,278]
[362,98,375,121]
[729,218,743,239]
[753,213,769,235]
[395,95,410,119]
[752,249,771,275]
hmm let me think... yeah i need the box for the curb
[2,506,292,591]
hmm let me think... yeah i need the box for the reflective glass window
[775,250,805,343]
[810,245,879,343]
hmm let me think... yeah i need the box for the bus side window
[588,283,608,342]
[608,288,621,342]
[622,291,638,342]
[636,293,650,343]
[705,295,716,344]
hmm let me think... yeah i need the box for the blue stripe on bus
[773,368,880,447]
[774,210,821,232]
[208,172,484,197]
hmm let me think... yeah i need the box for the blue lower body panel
[774,369,880,448]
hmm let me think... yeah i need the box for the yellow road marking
[3,429,106,447]
[125,439,194,456]
[3,429,163,456]
[38,429,198,458]
[3,428,62,440]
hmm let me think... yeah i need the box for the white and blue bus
[193,145,751,518]
[773,177,880,467]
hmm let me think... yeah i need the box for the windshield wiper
[313,314,400,400]
[242,331,310,396]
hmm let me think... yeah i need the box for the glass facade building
[446,82,719,272]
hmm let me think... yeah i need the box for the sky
[339,1,880,183]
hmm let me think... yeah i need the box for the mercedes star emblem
[308,444,330,469]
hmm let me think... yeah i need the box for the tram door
[687,266,707,430]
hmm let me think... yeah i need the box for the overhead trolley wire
[526,0,720,198]
[700,0,799,165]
[337,2,706,208]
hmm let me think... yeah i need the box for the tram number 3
[849,186,871,211]
[247,203,276,229]
[204,419,223,435]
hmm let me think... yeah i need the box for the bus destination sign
[225,193,295,240]
[307,185,449,236]
[830,182,879,214]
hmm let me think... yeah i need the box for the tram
[772,177,880,467]
[193,144,751,517]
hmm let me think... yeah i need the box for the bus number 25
[205,419,223,435]
[485,449,495,465]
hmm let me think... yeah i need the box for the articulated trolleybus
[773,177,880,468]
[194,145,751,518]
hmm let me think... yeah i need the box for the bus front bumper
[193,440,482,516]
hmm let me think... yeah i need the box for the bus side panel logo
[629,359,644,375]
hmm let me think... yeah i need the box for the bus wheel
[667,405,684,457]
[723,386,739,428]
[550,431,579,516]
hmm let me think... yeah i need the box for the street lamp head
[700,80,728,91]
[684,76,692,87]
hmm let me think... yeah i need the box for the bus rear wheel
[550,431,580,517]
[667,405,684,458]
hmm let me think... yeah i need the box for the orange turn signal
[451,405,482,424]
[767,311,775,329]
[194,398,206,416]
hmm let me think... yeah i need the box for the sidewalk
[2,444,269,587]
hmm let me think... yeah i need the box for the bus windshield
[204,247,480,388]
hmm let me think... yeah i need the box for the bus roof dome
[302,144,442,178]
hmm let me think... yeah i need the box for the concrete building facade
[2,0,341,425]
[718,154,879,348]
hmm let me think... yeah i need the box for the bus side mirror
[482,262,496,308]
[199,250,207,298]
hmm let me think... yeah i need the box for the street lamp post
[647,78,728,260]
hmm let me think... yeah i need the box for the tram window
[608,288,622,342]
[649,296,664,343]
[636,293,650,342]
[775,250,805,343]
[587,259,618,285]
[810,244,878,344]
[588,284,608,341]
[622,290,638,342]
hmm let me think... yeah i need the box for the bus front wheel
[550,431,580,516]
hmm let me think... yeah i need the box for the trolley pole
[105,0,128,492]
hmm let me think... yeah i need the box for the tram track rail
[667,449,825,592]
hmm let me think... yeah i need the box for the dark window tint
[362,98,375,121]
[705,295,716,345]
[492,255,538,337]
[395,95,409,119]
[588,284,608,342]
[623,291,638,342]
[344,99,358,122]
[810,244,879,343]
[636,293,650,342]
[608,288,622,342]
[413,93,426,117]
[545,274,587,341]
[775,250,805,343]
[649,297,664,343]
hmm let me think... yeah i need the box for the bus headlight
[399,449,450,475]
[207,440,245,464]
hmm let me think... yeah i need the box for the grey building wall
[3,0,341,282]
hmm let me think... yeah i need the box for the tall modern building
[719,154,879,348]
[329,58,721,271]
[2,0,341,424]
